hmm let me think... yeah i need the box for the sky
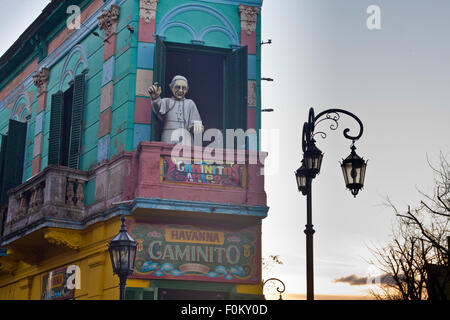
[260,0,450,298]
[0,0,449,299]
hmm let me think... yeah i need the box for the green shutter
[142,288,156,300]
[0,135,7,201]
[152,37,167,142]
[48,91,64,165]
[0,120,27,205]
[125,287,155,300]
[68,73,86,169]
[223,46,248,146]
[125,287,141,300]
[0,135,7,211]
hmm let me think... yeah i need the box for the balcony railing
[3,165,88,239]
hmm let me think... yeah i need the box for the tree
[369,152,449,300]
[262,254,284,299]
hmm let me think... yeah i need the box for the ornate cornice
[0,249,19,274]
[238,4,260,35]
[44,229,82,250]
[140,0,159,23]
[32,68,50,96]
[98,4,120,39]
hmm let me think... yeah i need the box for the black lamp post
[295,108,367,301]
[108,215,137,300]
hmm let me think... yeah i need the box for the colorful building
[0,0,267,300]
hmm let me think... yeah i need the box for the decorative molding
[10,93,30,121]
[98,4,120,39]
[239,4,260,35]
[140,0,159,23]
[155,3,239,46]
[0,254,19,274]
[32,68,50,96]
[59,44,88,91]
[44,229,82,250]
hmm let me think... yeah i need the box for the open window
[152,38,248,147]
[48,72,85,169]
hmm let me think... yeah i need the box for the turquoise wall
[0,0,263,187]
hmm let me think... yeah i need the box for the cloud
[334,274,369,286]
[334,274,399,286]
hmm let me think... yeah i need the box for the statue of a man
[148,75,203,144]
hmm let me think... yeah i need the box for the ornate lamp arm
[302,107,364,152]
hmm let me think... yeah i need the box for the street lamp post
[108,215,137,300]
[295,108,367,301]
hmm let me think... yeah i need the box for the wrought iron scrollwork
[263,278,286,300]
[302,107,364,152]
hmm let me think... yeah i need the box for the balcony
[2,165,89,242]
[1,142,268,246]
[130,142,268,208]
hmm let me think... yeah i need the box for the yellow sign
[165,228,225,245]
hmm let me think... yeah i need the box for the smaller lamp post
[109,215,137,300]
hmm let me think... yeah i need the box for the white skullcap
[170,75,189,88]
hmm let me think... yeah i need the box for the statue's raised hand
[192,121,204,135]
[148,82,162,100]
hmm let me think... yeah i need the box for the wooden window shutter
[152,37,167,142]
[0,120,27,205]
[68,72,86,169]
[124,287,155,300]
[0,135,8,206]
[125,287,141,300]
[142,288,156,300]
[223,46,248,146]
[48,91,64,165]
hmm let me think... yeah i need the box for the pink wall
[121,142,267,207]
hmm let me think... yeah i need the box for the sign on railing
[160,156,247,188]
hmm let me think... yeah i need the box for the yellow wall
[0,217,123,300]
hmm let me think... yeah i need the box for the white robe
[152,97,202,144]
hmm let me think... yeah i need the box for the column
[31,68,50,176]
[239,5,260,150]
[97,5,120,164]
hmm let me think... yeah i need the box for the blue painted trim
[137,42,155,69]
[34,112,44,136]
[102,56,115,86]
[0,247,7,256]
[132,198,268,218]
[248,54,257,80]
[156,3,239,46]
[133,123,151,149]
[97,134,111,163]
